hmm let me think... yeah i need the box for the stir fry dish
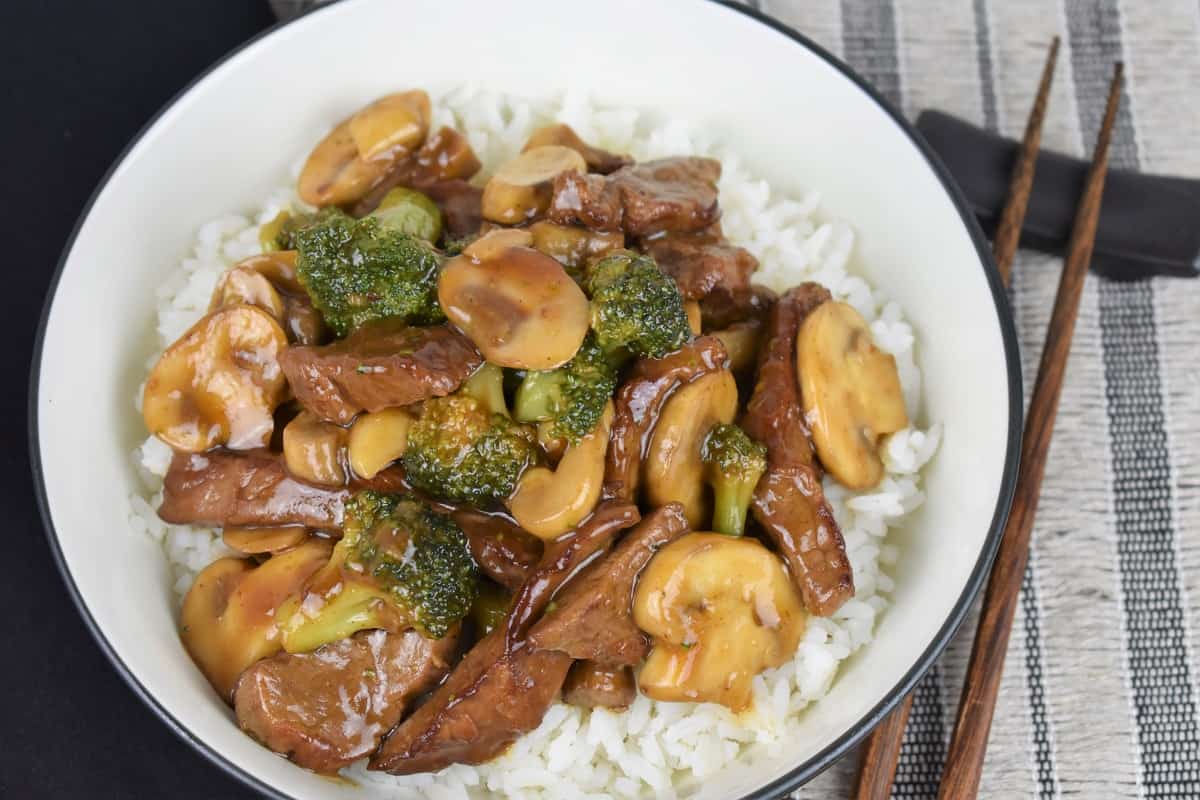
[143,89,911,776]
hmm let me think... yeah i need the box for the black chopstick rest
[917,110,1200,280]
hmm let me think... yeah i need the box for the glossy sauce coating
[181,539,333,701]
[235,628,459,773]
[438,244,589,370]
[603,336,729,503]
[743,284,854,616]
[369,504,638,775]
[633,533,805,710]
[451,508,544,592]
[529,503,689,666]
[143,305,288,453]
[562,662,637,709]
[279,321,482,425]
[504,502,641,649]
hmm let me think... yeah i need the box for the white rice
[128,86,941,798]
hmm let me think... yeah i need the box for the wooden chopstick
[937,61,1124,800]
[992,36,1060,285]
[851,37,1061,800]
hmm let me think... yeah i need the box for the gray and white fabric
[272,1,1200,797]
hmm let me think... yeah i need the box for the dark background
[2,2,276,797]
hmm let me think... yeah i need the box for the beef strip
[279,321,482,425]
[368,628,570,775]
[603,336,729,503]
[234,628,459,774]
[157,450,406,533]
[421,179,483,240]
[642,225,759,300]
[351,126,482,217]
[503,502,641,646]
[451,509,543,591]
[160,450,346,531]
[698,285,777,330]
[369,503,639,775]
[742,283,854,616]
[528,503,689,666]
[561,662,636,710]
[548,157,722,237]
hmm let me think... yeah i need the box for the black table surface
[2,2,276,797]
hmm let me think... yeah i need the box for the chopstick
[992,36,1060,286]
[851,37,1061,800]
[937,62,1124,799]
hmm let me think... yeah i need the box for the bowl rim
[27,1,1023,797]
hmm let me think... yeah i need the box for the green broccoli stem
[461,363,509,417]
[711,480,757,537]
[280,581,393,654]
[513,370,566,422]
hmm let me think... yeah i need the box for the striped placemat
[271,2,1200,796]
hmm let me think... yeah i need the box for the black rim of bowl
[28,1,1023,798]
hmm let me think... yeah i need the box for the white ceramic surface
[31,1,1020,797]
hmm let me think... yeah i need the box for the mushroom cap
[508,401,613,540]
[143,304,289,453]
[643,370,739,527]
[282,410,349,487]
[222,525,310,555]
[797,301,909,490]
[298,90,431,207]
[347,407,414,480]
[633,532,805,711]
[210,265,286,320]
[481,145,588,224]
[180,539,332,702]
[347,90,431,162]
[438,241,589,370]
[528,221,624,268]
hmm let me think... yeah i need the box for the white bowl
[30,0,1021,797]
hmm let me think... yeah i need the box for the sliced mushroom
[241,250,302,294]
[684,300,702,336]
[462,228,533,261]
[797,301,909,489]
[522,123,631,174]
[481,145,587,224]
[632,533,805,711]
[282,410,349,487]
[438,237,589,370]
[210,266,285,320]
[642,370,738,527]
[711,321,762,373]
[508,401,613,540]
[225,251,328,346]
[528,221,624,268]
[347,407,414,479]
[347,90,431,162]
[180,539,332,702]
[222,525,310,555]
[298,90,431,207]
[143,305,288,453]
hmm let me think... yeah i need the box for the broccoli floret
[403,367,538,504]
[371,187,443,243]
[585,251,691,359]
[260,208,331,252]
[279,492,477,652]
[513,334,618,442]
[441,234,476,256]
[701,423,768,537]
[293,207,445,336]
